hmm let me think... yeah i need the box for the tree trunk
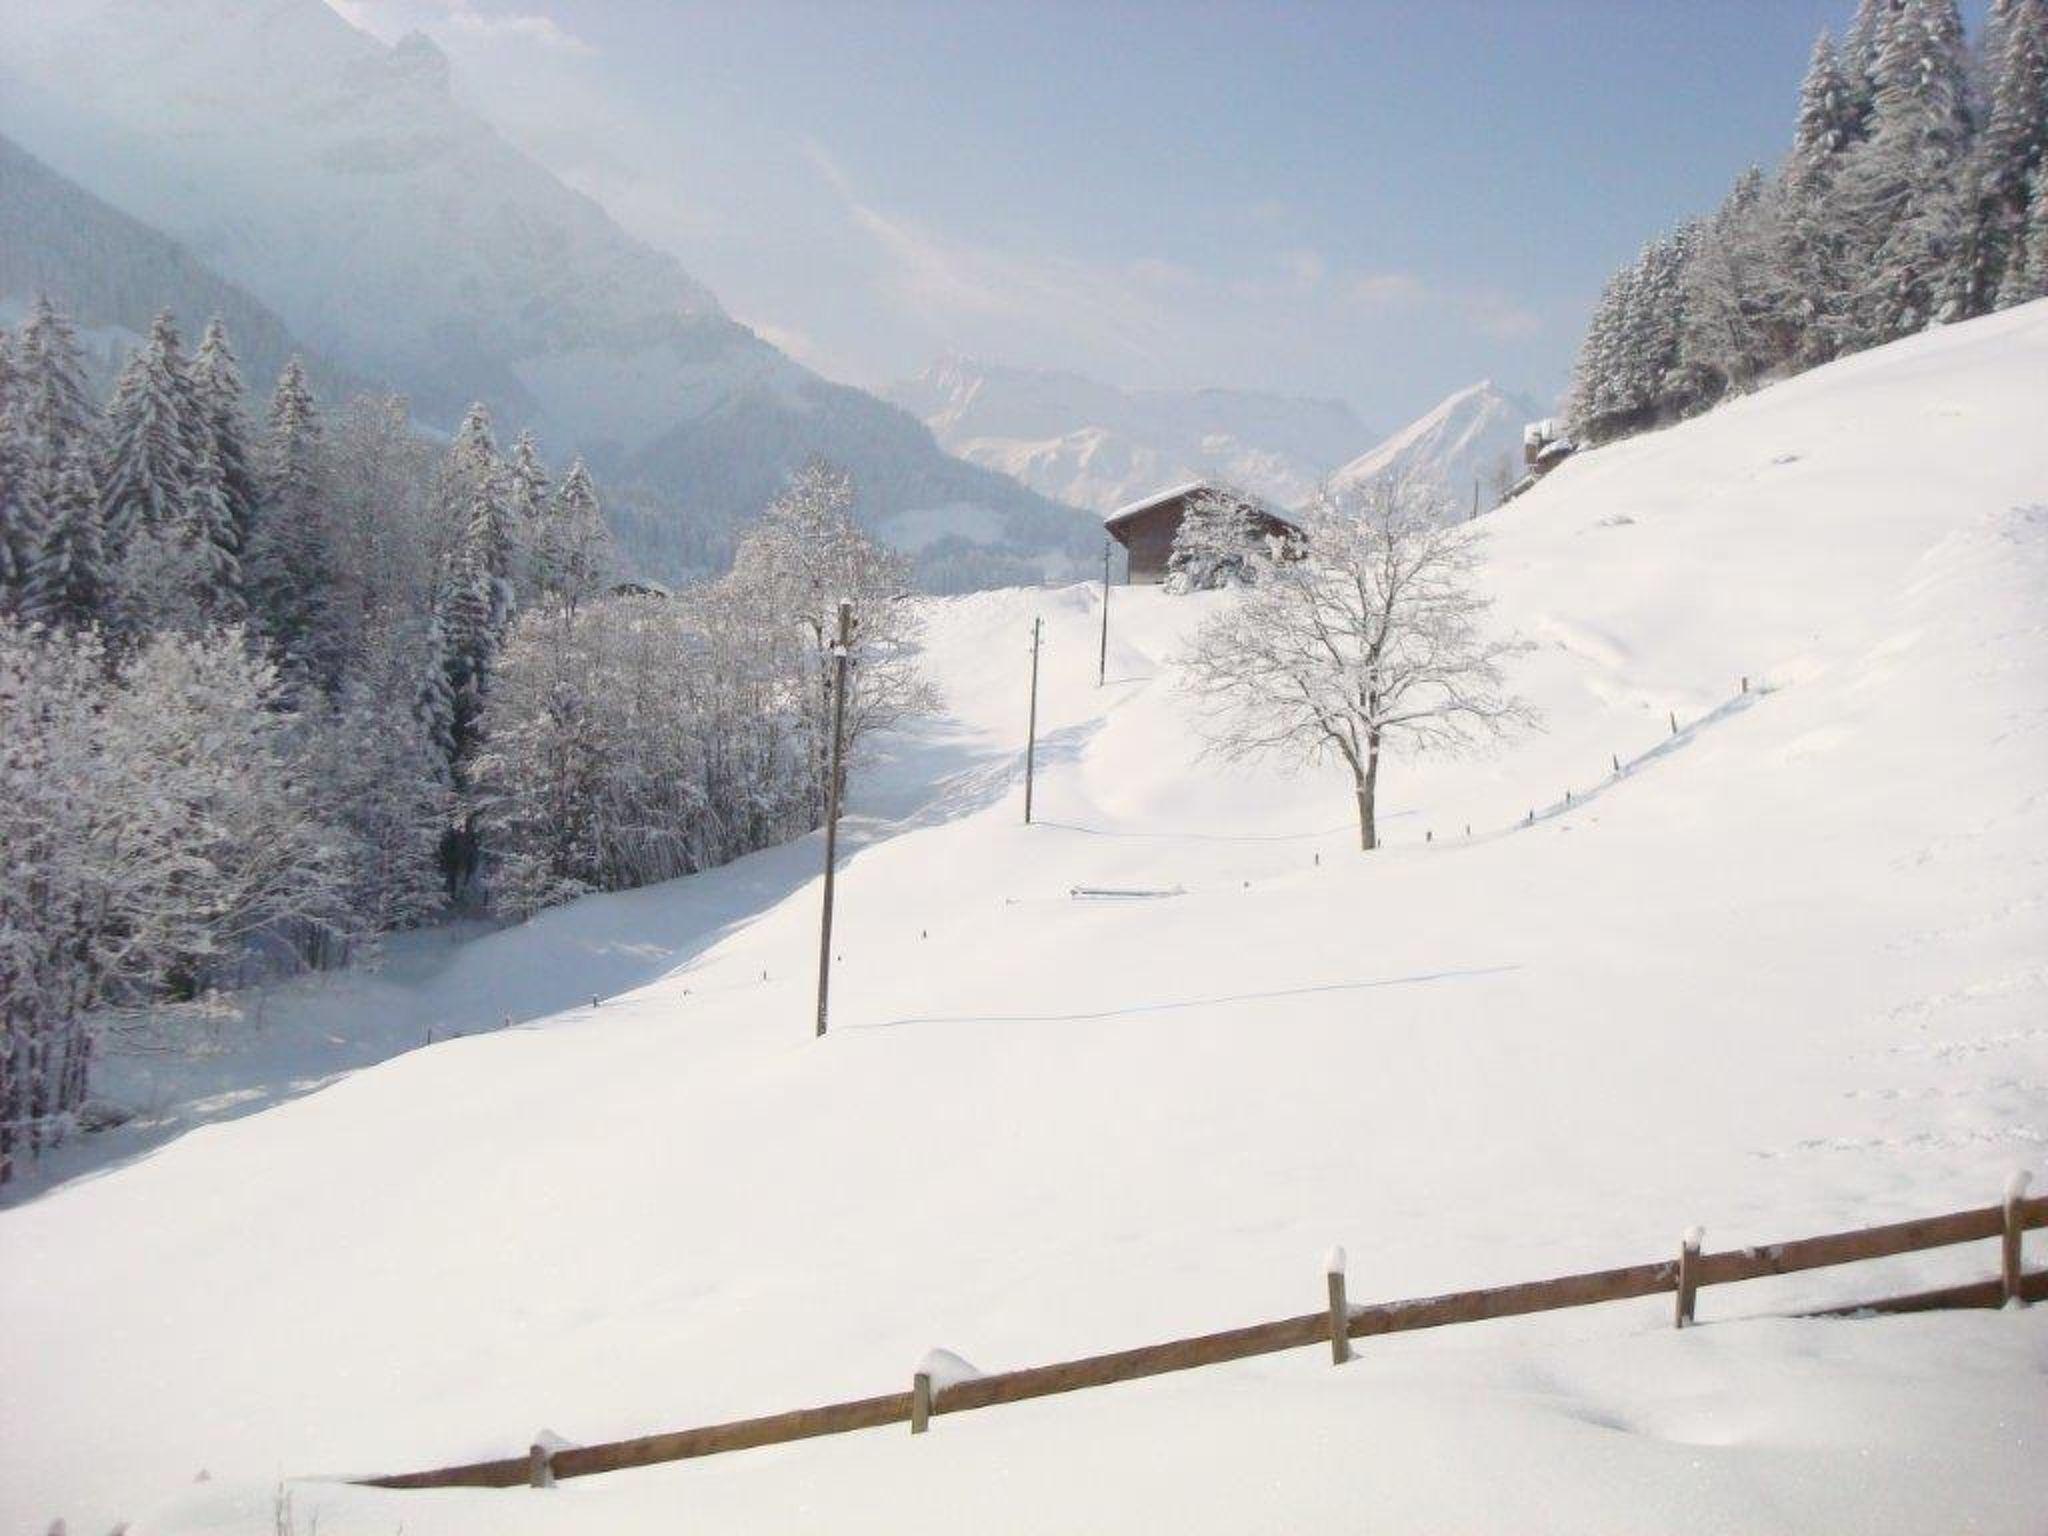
[1357,735,1381,851]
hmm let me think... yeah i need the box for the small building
[1103,482,1301,585]
[1499,420,1577,507]
[609,578,674,600]
[1522,419,1576,474]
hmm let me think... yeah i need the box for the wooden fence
[360,1183,2044,1492]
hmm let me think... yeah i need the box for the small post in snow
[527,1441,554,1489]
[1741,676,1749,694]
[1325,1247,1352,1364]
[815,599,854,1038]
[2003,1171,2031,1306]
[1098,539,1111,687]
[1024,616,1043,825]
[1670,711,1679,736]
[1612,753,1621,774]
[1675,1226,1703,1328]
[910,1369,933,1434]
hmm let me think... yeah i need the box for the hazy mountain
[0,0,1097,589]
[0,130,363,402]
[1329,380,1540,515]
[886,355,1371,513]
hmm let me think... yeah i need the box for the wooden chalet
[1103,482,1301,584]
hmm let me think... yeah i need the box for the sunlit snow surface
[5,305,2048,1533]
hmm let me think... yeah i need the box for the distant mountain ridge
[886,355,1371,513]
[0,0,1098,590]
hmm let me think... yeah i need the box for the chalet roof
[1103,480,1211,528]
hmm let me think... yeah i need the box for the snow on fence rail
[358,1183,2045,1493]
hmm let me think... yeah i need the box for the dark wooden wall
[1111,500,1187,583]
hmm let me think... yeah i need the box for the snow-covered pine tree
[1842,0,1903,131]
[22,446,107,629]
[247,358,334,685]
[16,298,97,470]
[188,316,259,563]
[0,343,28,605]
[1678,168,1793,405]
[1166,487,1274,592]
[1792,30,1863,180]
[1977,0,2024,112]
[442,403,514,638]
[1565,267,1629,443]
[184,433,246,626]
[413,608,458,777]
[2006,167,2048,301]
[98,310,196,561]
[432,513,498,898]
[503,429,551,603]
[547,456,612,615]
[1779,31,1866,365]
[1962,0,2048,311]
[1836,0,1974,344]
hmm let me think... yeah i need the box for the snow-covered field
[6,305,2048,1534]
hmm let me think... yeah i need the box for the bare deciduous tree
[1179,480,1534,851]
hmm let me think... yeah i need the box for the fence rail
[359,1186,2044,1493]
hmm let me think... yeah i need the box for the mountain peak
[385,31,451,95]
[1331,379,1539,511]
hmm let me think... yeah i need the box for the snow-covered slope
[1331,378,1540,513]
[0,0,1097,587]
[6,305,2048,1534]
[886,355,1371,511]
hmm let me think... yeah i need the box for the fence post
[1676,1227,1703,1328]
[1670,711,1679,736]
[2005,1172,2032,1306]
[527,1442,554,1489]
[911,1369,932,1434]
[1326,1247,1351,1364]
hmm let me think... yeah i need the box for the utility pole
[814,599,852,1038]
[1024,615,1042,825]
[1098,539,1111,687]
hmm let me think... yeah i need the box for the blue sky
[329,1,1985,427]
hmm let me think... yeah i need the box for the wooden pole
[910,1370,932,1434]
[1326,1248,1351,1364]
[1098,540,1111,687]
[2004,1172,2031,1306]
[1676,1227,1703,1328]
[815,600,853,1038]
[527,1442,553,1489]
[1024,616,1042,825]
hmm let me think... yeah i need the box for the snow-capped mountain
[885,355,1371,513]
[0,0,1097,589]
[1329,379,1541,515]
